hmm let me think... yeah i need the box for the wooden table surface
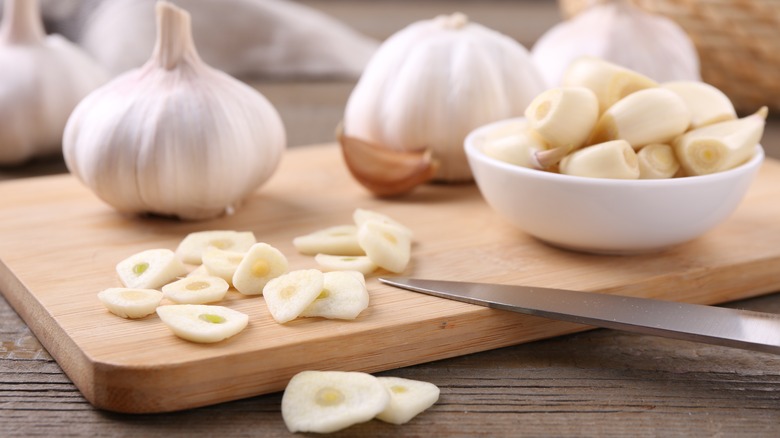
[3,1,780,436]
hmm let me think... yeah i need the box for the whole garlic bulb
[342,12,546,188]
[531,2,700,87]
[0,0,107,165]
[63,1,285,220]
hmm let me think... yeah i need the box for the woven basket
[559,0,780,113]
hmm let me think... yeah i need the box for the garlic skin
[0,0,107,165]
[343,13,546,183]
[63,1,285,220]
[532,2,700,88]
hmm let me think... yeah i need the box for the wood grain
[1,144,780,414]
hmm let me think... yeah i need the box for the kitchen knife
[379,277,780,355]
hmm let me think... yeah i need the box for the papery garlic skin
[63,1,285,220]
[532,2,700,88]
[343,13,546,182]
[0,0,107,165]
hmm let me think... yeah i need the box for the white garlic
[63,1,285,220]
[532,2,700,88]
[341,12,546,190]
[0,0,107,165]
[76,0,378,79]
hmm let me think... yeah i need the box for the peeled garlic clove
[559,140,640,179]
[232,243,289,295]
[376,377,440,425]
[282,370,390,434]
[262,269,324,324]
[524,86,599,151]
[0,0,108,165]
[352,208,413,240]
[343,12,546,183]
[533,3,700,88]
[161,276,229,304]
[293,225,364,256]
[674,107,767,176]
[637,144,680,179]
[175,230,256,264]
[357,220,412,274]
[314,254,378,275]
[588,88,691,148]
[339,127,438,197]
[97,288,163,319]
[662,81,737,129]
[116,248,187,290]
[63,2,285,220]
[156,304,249,343]
[201,246,245,285]
[299,271,369,320]
[562,57,658,114]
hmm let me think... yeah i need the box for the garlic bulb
[63,1,285,220]
[532,2,700,87]
[0,0,107,165]
[75,0,378,79]
[341,12,546,192]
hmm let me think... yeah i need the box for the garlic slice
[232,243,289,295]
[156,304,249,343]
[63,1,285,220]
[282,370,390,434]
[559,140,640,180]
[352,208,413,240]
[357,220,412,274]
[161,276,229,304]
[562,57,658,114]
[376,377,440,425]
[662,81,737,129]
[175,230,256,264]
[201,246,245,285]
[314,254,378,275]
[263,269,324,324]
[524,86,599,151]
[674,107,767,176]
[299,271,369,320]
[116,248,187,290]
[637,144,680,179]
[293,225,364,256]
[97,288,163,319]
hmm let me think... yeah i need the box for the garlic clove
[562,57,658,114]
[637,144,680,179]
[339,126,438,197]
[673,107,767,176]
[588,88,691,148]
[559,140,640,180]
[662,81,737,129]
[524,86,599,151]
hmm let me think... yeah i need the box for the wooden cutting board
[2,144,780,414]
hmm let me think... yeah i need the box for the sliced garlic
[314,254,378,275]
[637,144,680,179]
[562,56,658,114]
[232,243,288,295]
[588,88,691,148]
[97,288,163,319]
[161,276,229,304]
[559,140,640,179]
[187,264,209,277]
[201,246,245,285]
[262,269,324,324]
[116,248,187,290]
[352,208,413,240]
[293,225,364,256]
[376,377,440,425]
[299,271,369,320]
[357,220,412,274]
[156,304,249,343]
[524,86,599,151]
[662,81,737,129]
[282,370,390,434]
[175,230,256,264]
[674,107,767,176]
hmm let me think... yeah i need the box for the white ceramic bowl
[465,118,765,254]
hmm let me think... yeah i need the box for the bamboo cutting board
[2,144,780,414]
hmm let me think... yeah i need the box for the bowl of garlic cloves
[464,58,767,254]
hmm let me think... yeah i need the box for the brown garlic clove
[338,124,438,197]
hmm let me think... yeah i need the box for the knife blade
[378,277,780,355]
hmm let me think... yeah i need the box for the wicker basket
[559,0,780,113]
